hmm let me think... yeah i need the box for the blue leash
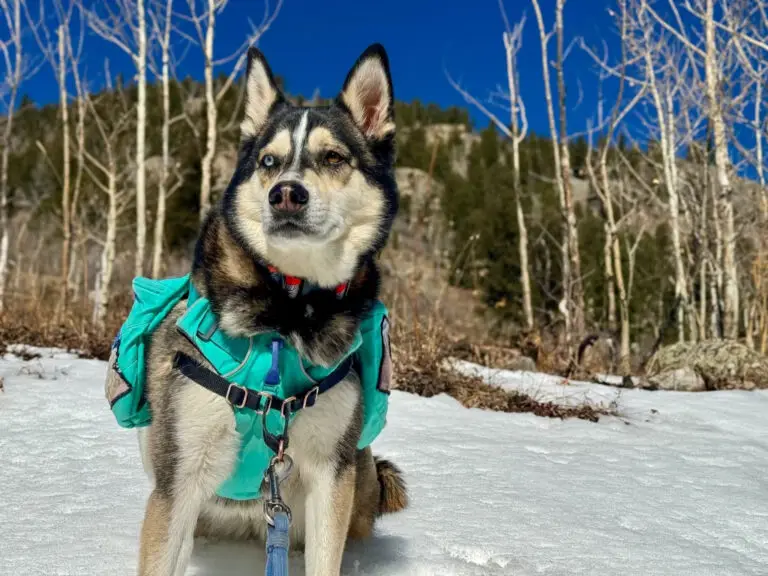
[265,511,291,576]
[264,455,293,576]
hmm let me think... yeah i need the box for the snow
[2,348,768,575]
[452,359,624,408]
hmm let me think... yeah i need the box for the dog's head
[223,44,398,288]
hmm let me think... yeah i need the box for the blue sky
[22,0,620,136]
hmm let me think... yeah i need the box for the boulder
[646,340,768,390]
[648,367,706,392]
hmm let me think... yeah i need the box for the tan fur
[217,220,259,288]
[375,458,408,515]
[260,128,292,161]
[306,127,352,160]
[348,448,380,540]
[241,56,280,138]
[340,58,396,140]
[138,491,171,576]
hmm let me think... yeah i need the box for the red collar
[266,265,349,299]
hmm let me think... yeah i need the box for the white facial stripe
[290,111,309,172]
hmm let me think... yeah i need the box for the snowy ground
[2,347,768,576]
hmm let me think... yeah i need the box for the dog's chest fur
[192,376,363,545]
[192,210,380,367]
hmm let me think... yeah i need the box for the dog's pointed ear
[337,44,395,141]
[241,47,284,138]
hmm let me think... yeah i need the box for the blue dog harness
[106,274,392,501]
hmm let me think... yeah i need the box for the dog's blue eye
[261,154,276,168]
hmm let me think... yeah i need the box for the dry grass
[389,311,607,422]
[0,287,129,361]
[380,246,610,422]
[0,251,611,422]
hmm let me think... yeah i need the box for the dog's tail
[374,457,408,515]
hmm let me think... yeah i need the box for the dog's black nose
[268,181,309,215]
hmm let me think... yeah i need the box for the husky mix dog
[136,44,407,576]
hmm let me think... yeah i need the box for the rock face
[647,340,768,391]
[394,167,450,262]
[648,367,706,392]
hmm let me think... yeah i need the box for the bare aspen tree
[0,0,24,312]
[136,0,147,277]
[554,0,585,340]
[583,0,646,373]
[57,27,70,309]
[501,9,534,332]
[622,2,691,342]
[56,0,88,299]
[82,0,149,277]
[149,0,174,278]
[531,0,575,351]
[719,1,768,348]
[447,3,534,331]
[643,0,768,341]
[69,35,86,298]
[703,0,738,338]
[755,72,767,351]
[80,78,134,327]
[186,0,282,221]
[24,1,79,311]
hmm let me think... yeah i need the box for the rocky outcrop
[423,123,479,178]
[394,167,449,261]
[648,367,706,392]
[646,340,768,391]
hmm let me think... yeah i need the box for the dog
[135,44,407,576]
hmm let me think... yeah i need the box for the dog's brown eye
[324,151,345,166]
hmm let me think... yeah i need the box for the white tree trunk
[58,26,71,311]
[758,77,767,221]
[755,73,768,353]
[503,30,534,331]
[603,222,616,331]
[199,0,217,221]
[698,180,708,340]
[134,0,147,277]
[72,92,86,295]
[531,0,572,349]
[0,0,21,313]
[555,0,585,340]
[515,186,533,329]
[0,229,8,309]
[705,0,738,338]
[644,48,686,342]
[152,0,173,278]
[97,172,118,327]
[711,179,724,338]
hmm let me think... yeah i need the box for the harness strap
[172,351,354,416]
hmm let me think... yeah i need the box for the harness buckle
[280,396,297,419]
[256,391,273,415]
[225,383,248,409]
[303,386,320,409]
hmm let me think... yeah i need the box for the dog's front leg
[138,486,203,576]
[303,463,357,576]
